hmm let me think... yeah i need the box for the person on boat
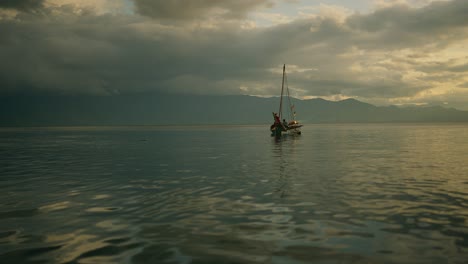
[273,112,280,124]
[282,119,289,129]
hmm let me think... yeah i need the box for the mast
[279,64,285,119]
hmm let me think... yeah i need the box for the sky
[1,0,467,110]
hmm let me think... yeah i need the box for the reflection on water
[0,124,467,263]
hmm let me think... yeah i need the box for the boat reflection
[270,135,301,200]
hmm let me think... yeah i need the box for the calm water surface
[1,124,467,263]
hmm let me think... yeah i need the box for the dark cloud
[449,63,468,72]
[346,0,468,50]
[0,8,279,96]
[349,0,468,33]
[0,0,44,11]
[0,0,467,109]
[132,0,274,21]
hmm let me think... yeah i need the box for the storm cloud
[0,0,44,10]
[346,0,468,49]
[132,0,274,21]
[0,0,467,109]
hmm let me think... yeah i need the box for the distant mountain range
[1,93,468,126]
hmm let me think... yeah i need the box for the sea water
[0,124,467,263]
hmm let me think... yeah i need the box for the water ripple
[1,125,468,263]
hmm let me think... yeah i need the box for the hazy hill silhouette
[1,93,468,126]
